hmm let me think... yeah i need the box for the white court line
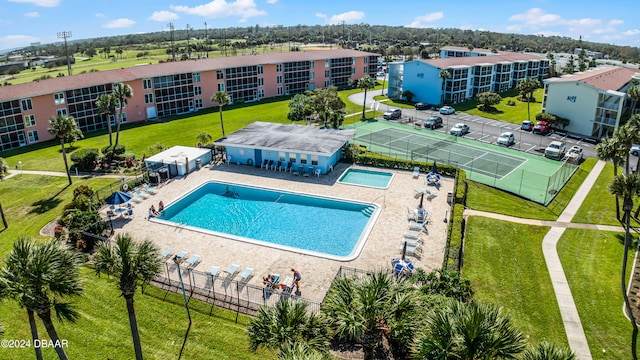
[479,135,491,141]
[526,145,537,152]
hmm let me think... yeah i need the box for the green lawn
[454,88,544,125]
[465,158,597,220]
[557,228,633,359]
[0,174,273,360]
[462,217,567,345]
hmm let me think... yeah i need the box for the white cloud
[315,13,326,20]
[408,12,443,28]
[149,10,179,21]
[102,18,136,29]
[323,11,365,25]
[7,0,59,7]
[0,34,39,50]
[24,11,40,18]
[171,0,266,22]
[95,13,106,18]
[623,29,640,36]
[266,0,277,3]
[508,8,563,27]
[505,25,522,32]
[609,19,623,26]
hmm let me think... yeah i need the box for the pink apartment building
[0,49,379,151]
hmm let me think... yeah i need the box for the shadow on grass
[615,232,639,249]
[28,183,70,214]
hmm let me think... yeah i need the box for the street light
[18,161,22,174]
[57,31,72,76]
[173,255,192,360]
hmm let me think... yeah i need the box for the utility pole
[204,22,209,58]
[57,31,72,76]
[186,24,191,59]
[168,23,175,61]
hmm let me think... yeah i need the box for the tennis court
[350,121,578,205]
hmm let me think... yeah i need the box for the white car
[565,146,584,164]
[497,132,515,146]
[449,123,470,136]
[377,71,386,77]
[439,106,455,115]
[545,141,566,160]
[632,144,640,156]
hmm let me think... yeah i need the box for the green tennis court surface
[350,121,578,205]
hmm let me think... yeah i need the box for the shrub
[355,152,457,177]
[506,100,516,106]
[70,148,99,171]
[536,112,556,122]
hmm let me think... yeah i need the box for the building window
[310,72,314,80]
[277,75,283,84]
[258,65,263,74]
[24,114,36,127]
[277,87,283,95]
[194,99,203,108]
[194,86,202,96]
[279,151,285,161]
[239,148,244,156]
[352,68,356,75]
[276,64,282,72]
[144,93,153,104]
[258,89,264,98]
[311,154,318,166]
[217,71,224,79]
[364,66,369,73]
[324,60,330,67]
[218,83,225,92]
[21,98,33,111]
[300,156,307,164]
[27,130,39,143]
[193,72,201,82]
[56,108,67,116]
[120,112,127,123]
[54,92,65,105]
[324,70,330,78]
[143,78,152,89]
[324,80,330,87]
[258,78,264,86]
[289,155,296,163]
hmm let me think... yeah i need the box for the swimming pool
[153,181,379,261]
[338,168,394,189]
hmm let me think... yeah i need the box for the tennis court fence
[353,131,578,205]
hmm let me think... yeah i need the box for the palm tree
[0,157,8,180]
[277,342,330,360]
[246,298,331,357]
[608,173,640,360]
[357,75,376,120]
[195,132,213,147]
[596,137,625,220]
[520,342,576,360]
[413,300,526,360]
[113,83,133,146]
[627,80,640,115]
[48,114,81,185]
[0,238,82,360]
[322,271,419,360]
[439,70,451,105]
[517,78,541,122]
[211,91,231,137]
[95,93,117,146]
[93,233,162,360]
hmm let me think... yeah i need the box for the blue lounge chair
[274,161,282,171]
[185,255,201,268]
[134,188,150,199]
[261,159,269,169]
[412,166,420,179]
[402,237,420,246]
[404,230,421,239]
[161,247,174,258]
[207,265,221,277]
[393,262,404,276]
[225,264,240,277]
[143,184,158,195]
[239,267,254,282]
[174,251,188,261]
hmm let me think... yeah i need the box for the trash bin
[148,172,159,185]
[447,191,454,205]
[158,168,169,180]
[196,159,202,169]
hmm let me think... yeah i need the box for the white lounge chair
[400,243,421,254]
[239,267,254,282]
[129,193,144,203]
[143,184,158,195]
[408,221,425,231]
[412,166,420,179]
[207,265,221,277]
[134,188,150,199]
[174,251,188,261]
[161,247,174,258]
[225,264,240,277]
[402,237,421,246]
[404,230,421,239]
[185,255,201,268]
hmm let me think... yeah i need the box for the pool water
[338,168,394,189]
[155,181,378,260]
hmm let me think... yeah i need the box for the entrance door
[146,106,157,119]
[254,149,262,168]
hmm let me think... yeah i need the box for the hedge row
[443,169,467,271]
[356,153,457,176]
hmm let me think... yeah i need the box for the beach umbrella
[105,191,132,205]
[431,161,438,174]
[401,241,407,260]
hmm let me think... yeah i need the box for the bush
[536,112,556,122]
[113,144,126,156]
[355,152,457,177]
[70,148,99,171]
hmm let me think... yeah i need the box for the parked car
[424,116,443,129]
[497,132,515,146]
[439,106,455,115]
[376,71,386,77]
[449,123,470,136]
[545,141,566,160]
[414,102,431,110]
[632,144,640,156]
[520,120,534,131]
[383,108,402,120]
[533,120,552,135]
[565,145,584,164]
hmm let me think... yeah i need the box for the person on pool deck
[158,200,165,213]
[291,268,302,291]
[148,205,159,218]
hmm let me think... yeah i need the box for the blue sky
[1,0,639,51]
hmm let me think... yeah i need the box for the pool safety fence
[152,261,322,316]
[90,172,147,210]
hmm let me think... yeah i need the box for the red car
[533,121,552,135]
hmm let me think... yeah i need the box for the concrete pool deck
[111,161,454,302]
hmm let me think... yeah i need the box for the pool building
[216,122,355,175]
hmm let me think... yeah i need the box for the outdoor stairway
[361,206,375,216]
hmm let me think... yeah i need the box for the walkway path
[464,160,607,359]
[4,169,133,180]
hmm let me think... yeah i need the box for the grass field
[462,217,566,345]
[557,228,633,359]
[455,88,544,125]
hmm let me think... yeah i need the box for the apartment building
[543,66,639,138]
[388,53,549,105]
[0,49,378,151]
